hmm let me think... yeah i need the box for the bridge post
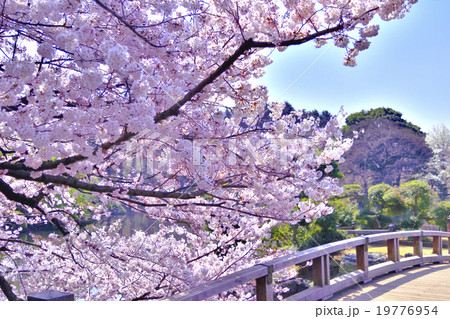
[311,255,333,300]
[356,236,371,283]
[432,236,443,263]
[432,236,442,255]
[312,255,330,288]
[256,264,273,301]
[413,232,424,266]
[387,238,399,262]
[447,216,450,254]
[387,238,401,272]
[448,235,450,255]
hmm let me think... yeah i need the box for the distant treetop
[344,107,423,134]
[258,101,333,128]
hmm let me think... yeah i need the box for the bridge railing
[167,230,450,301]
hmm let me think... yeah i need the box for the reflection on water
[20,207,160,240]
[102,209,160,236]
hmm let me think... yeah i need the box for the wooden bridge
[168,230,450,301]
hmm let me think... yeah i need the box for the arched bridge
[167,230,450,301]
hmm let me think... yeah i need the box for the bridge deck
[328,263,450,301]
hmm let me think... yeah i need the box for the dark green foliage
[368,183,393,208]
[294,198,355,250]
[316,161,343,180]
[345,180,444,231]
[295,223,347,251]
[342,184,363,196]
[382,188,407,216]
[399,180,433,219]
[300,108,332,128]
[258,101,333,129]
[295,204,350,250]
[261,198,354,251]
[368,183,407,216]
[282,101,295,116]
[398,215,422,230]
[328,198,359,227]
[264,223,294,249]
[357,209,392,229]
[430,201,450,231]
[344,107,422,133]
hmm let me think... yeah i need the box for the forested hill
[343,107,423,133]
[340,108,432,191]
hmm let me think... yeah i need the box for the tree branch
[3,170,294,220]
[154,23,344,123]
[153,37,255,123]
[0,273,22,301]
[0,178,39,207]
[0,155,86,172]
[251,24,344,48]
[0,178,70,235]
[5,169,206,199]
[0,238,67,260]
[92,0,164,48]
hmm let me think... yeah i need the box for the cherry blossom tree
[0,0,417,300]
[425,124,450,201]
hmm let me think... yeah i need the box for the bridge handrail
[167,230,450,301]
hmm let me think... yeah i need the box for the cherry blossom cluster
[0,0,416,300]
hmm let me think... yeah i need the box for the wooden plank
[266,248,320,272]
[317,237,367,254]
[366,231,421,244]
[346,230,390,235]
[422,230,450,237]
[329,270,365,293]
[284,286,333,301]
[285,271,368,301]
[368,261,397,279]
[397,256,422,268]
[284,287,324,301]
[422,255,450,264]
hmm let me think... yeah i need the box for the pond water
[101,209,160,236]
[20,207,160,240]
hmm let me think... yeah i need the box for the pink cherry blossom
[0,0,416,301]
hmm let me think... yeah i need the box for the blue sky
[256,0,450,133]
